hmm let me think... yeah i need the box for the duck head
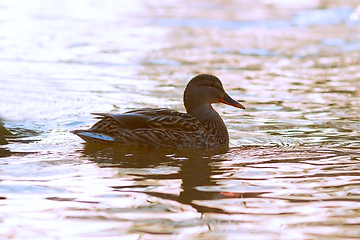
[183,74,245,121]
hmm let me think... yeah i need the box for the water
[1,0,360,239]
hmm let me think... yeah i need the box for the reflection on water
[0,125,10,157]
[83,144,229,213]
[1,0,360,239]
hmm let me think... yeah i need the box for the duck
[72,74,245,148]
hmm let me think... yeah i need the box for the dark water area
[1,0,360,239]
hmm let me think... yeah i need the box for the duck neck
[186,104,229,145]
[186,104,218,122]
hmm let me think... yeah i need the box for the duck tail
[71,130,115,144]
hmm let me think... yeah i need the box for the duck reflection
[82,143,230,213]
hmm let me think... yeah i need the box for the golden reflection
[1,0,360,239]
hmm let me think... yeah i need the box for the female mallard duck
[72,74,245,148]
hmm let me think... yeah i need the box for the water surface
[1,0,360,239]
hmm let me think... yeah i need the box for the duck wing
[91,108,201,132]
[93,112,152,130]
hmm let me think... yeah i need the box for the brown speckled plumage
[72,74,245,148]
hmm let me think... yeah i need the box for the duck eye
[210,83,216,88]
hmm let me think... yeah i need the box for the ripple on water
[1,0,360,239]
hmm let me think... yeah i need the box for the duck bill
[219,93,245,109]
